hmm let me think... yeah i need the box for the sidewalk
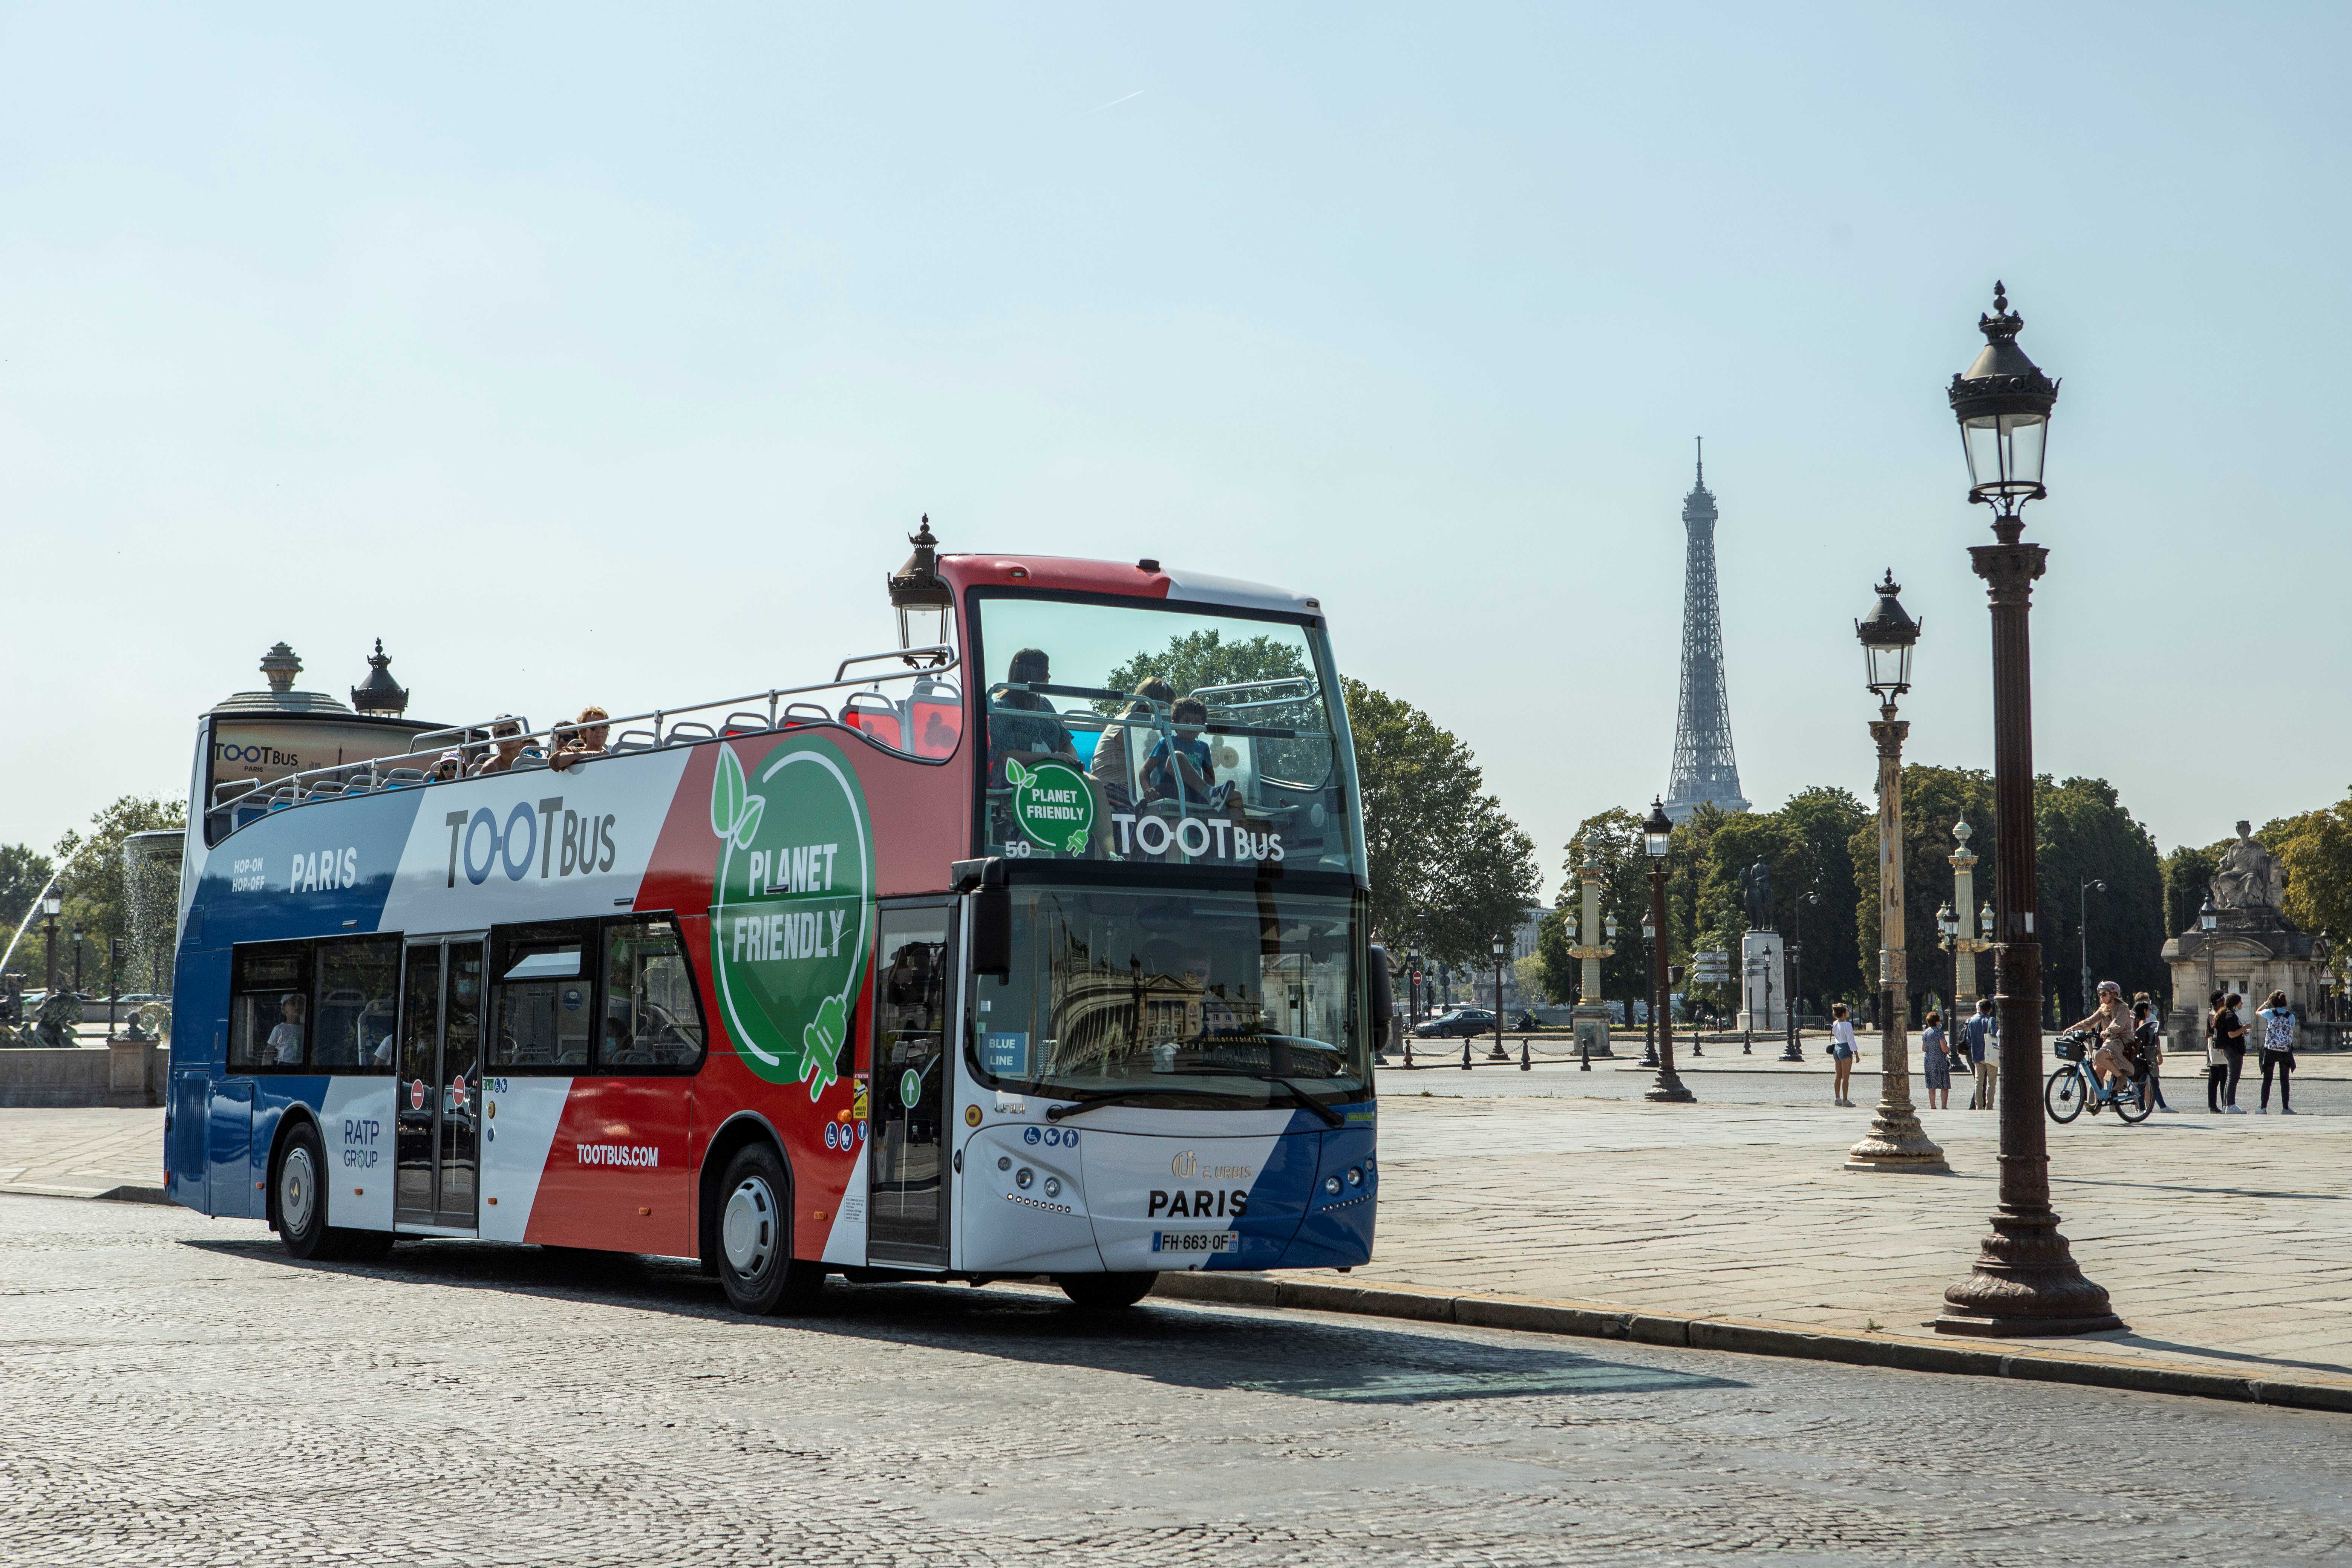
[1355,1092,2352,1393]
[0,1107,165,1200]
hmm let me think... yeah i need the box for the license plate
[1150,1230,1237,1254]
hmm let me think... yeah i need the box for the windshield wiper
[1042,1086,1254,1122]
[1166,1068,1345,1127]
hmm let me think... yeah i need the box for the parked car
[1410,1007,1498,1038]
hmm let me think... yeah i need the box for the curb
[0,1182,171,1205]
[1147,1272,2352,1415]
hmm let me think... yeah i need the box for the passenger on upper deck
[470,717,540,777]
[1142,698,1217,805]
[1090,676,1174,806]
[268,993,305,1065]
[426,751,464,782]
[988,649,1075,775]
[550,706,611,772]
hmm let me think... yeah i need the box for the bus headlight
[1346,1166,1363,1186]
[1043,1176,1062,1198]
[1017,1168,1034,1189]
[1322,1176,1341,1196]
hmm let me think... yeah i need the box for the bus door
[395,934,486,1231]
[867,901,955,1265]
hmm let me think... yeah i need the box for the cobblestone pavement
[4,1196,2349,1567]
[1365,1094,2352,1385]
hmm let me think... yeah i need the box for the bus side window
[598,916,705,1071]
[228,943,312,1070]
[488,923,596,1070]
[313,936,400,1072]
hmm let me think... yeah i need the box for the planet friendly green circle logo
[1004,756,1094,854]
[899,1068,923,1109]
[707,740,873,1094]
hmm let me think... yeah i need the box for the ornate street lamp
[1490,936,1510,1062]
[1642,799,1692,1102]
[1936,284,2121,1337]
[1784,890,1817,1061]
[1641,907,1659,1066]
[886,516,955,665]
[39,889,61,998]
[1845,573,1946,1173]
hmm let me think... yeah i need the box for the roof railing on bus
[202,643,959,833]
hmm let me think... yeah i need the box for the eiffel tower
[1663,439,1749,823]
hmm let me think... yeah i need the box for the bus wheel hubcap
[723,1176,776,1277]
[282,1147,315,1235]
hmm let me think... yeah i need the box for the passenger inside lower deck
[268,993,306,1064]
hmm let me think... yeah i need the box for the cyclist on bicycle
[2066,980,2139,1102]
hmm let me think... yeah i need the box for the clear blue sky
[6,4,2346,900]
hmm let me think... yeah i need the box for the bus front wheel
[716,1142,827,1316]
[1056,1271,1158,1311]
[276,1122,383,1262]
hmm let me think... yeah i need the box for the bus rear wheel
[276,1122,383,1262]
[1056,1271,1158,1311]
[716,1143,826,1316]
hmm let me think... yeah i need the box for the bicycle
[2045,1027,2153,1125]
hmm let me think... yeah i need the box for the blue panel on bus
[186,787,427,950]
[206,1079,256,1218]
[1199,1122,1321,1270]
[1279,1119,1378,1269]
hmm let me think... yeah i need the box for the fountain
[120,829,185,1040]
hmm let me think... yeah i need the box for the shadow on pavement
[182,1235,1744,1404]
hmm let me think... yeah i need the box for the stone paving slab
[0,1107,165,1199]
[1364,1093,2352,1390]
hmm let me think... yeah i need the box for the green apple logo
[708,740,872,1095]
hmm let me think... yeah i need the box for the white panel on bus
[957,1124,1103,1274]
[478,1077,573,1244]
[821,1147,870,1266]
[321,1078,397,1233]
[375,751,693,933]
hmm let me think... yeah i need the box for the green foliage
[2268,790,2352,944]
[1341,678,1539,967]
[2162,843,2220,940]
[1102,630,1309,710]
[0,842,54,974]
[2034,775,2167,1018]
[8,797,184,989]
[1559,807,1654,1002]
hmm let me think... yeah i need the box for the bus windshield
[972,595,1361,876]
[971,884,1370,1109]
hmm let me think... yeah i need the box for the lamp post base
[1845,1112,1949,1174]
[1645,1076,1695,1103]
[1935,1197,2122,1335]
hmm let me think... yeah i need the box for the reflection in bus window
[600,918,703,1069]
[229,945,310,1070]
[488,926,594,1068]
[313,937,400,1070]
[971,597,1361,876]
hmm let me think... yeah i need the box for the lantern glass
[40,891,61,918]
[1978,900,1995,937]
[1604,914,1618,943]
[1862,637,1914,697]
[1960,410,2049,508]
[2198,898,2219,933]
[1640,911,1657,942]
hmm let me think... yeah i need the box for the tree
[2035,776,2166,1018]
[2162,843,2220,941]
[1560,808,1651,1003]
[19,797,186,991]
[1341,679,1538,967]
[1103,628,1309,706]
[2268,790,2352,945]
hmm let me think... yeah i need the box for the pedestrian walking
[2256,989,2298,1114]
[1828,1002,1857,1107]
[2217,992,2249,1113]
[2132,993,2173,1112]
[1920,1010,1952,1109]
[2203,989,2230,1114]
[1963,997,1998,1109]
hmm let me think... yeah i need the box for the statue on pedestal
[1741,861,1774,930]
[2210,820,2286,912]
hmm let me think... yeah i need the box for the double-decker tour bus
[165,526,1386,1312]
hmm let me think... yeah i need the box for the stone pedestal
[107,1038,161,1107]
[2163,911,2323,1055]
[1571,1003,1613,1058]
[1738,931,1785,1033]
